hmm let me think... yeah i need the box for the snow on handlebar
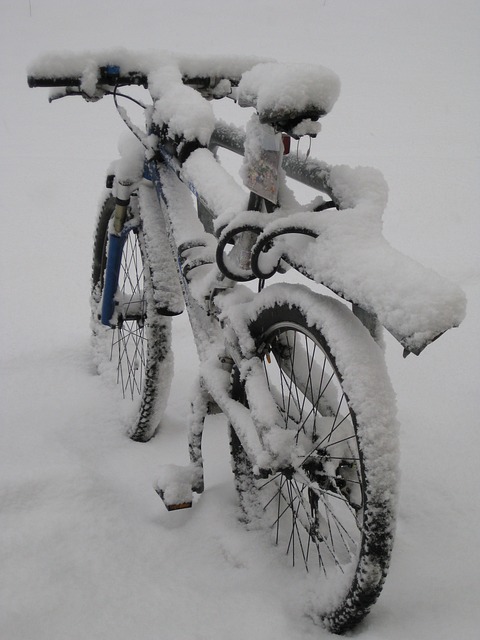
[27,50,341,135]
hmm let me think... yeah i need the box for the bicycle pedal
[155,464,202,512]
[155,488,192,511]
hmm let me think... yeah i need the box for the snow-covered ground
[1,1,479,638]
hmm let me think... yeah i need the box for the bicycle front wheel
[91,193,173,442]
[230,296,398,634]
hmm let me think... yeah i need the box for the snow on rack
[251,164,466,354]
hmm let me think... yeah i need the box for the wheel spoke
[250,322,364,575]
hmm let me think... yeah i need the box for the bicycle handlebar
[28,59,325,138]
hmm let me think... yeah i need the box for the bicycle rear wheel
[230,298,398,634]
[91,193,173,442]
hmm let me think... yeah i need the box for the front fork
[100,179,136,326]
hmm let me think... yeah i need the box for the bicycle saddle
[237,61,340,135]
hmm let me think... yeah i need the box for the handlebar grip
[27,76,82,88]
[27,68,148,89]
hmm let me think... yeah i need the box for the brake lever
[48,85,110,103]
[48,87,83,103]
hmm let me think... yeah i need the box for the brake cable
[111,82,151,151]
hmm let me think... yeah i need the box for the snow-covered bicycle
[28,51,465,634]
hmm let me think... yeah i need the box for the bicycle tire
[91,193,173,442]
[230,297,398,634]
